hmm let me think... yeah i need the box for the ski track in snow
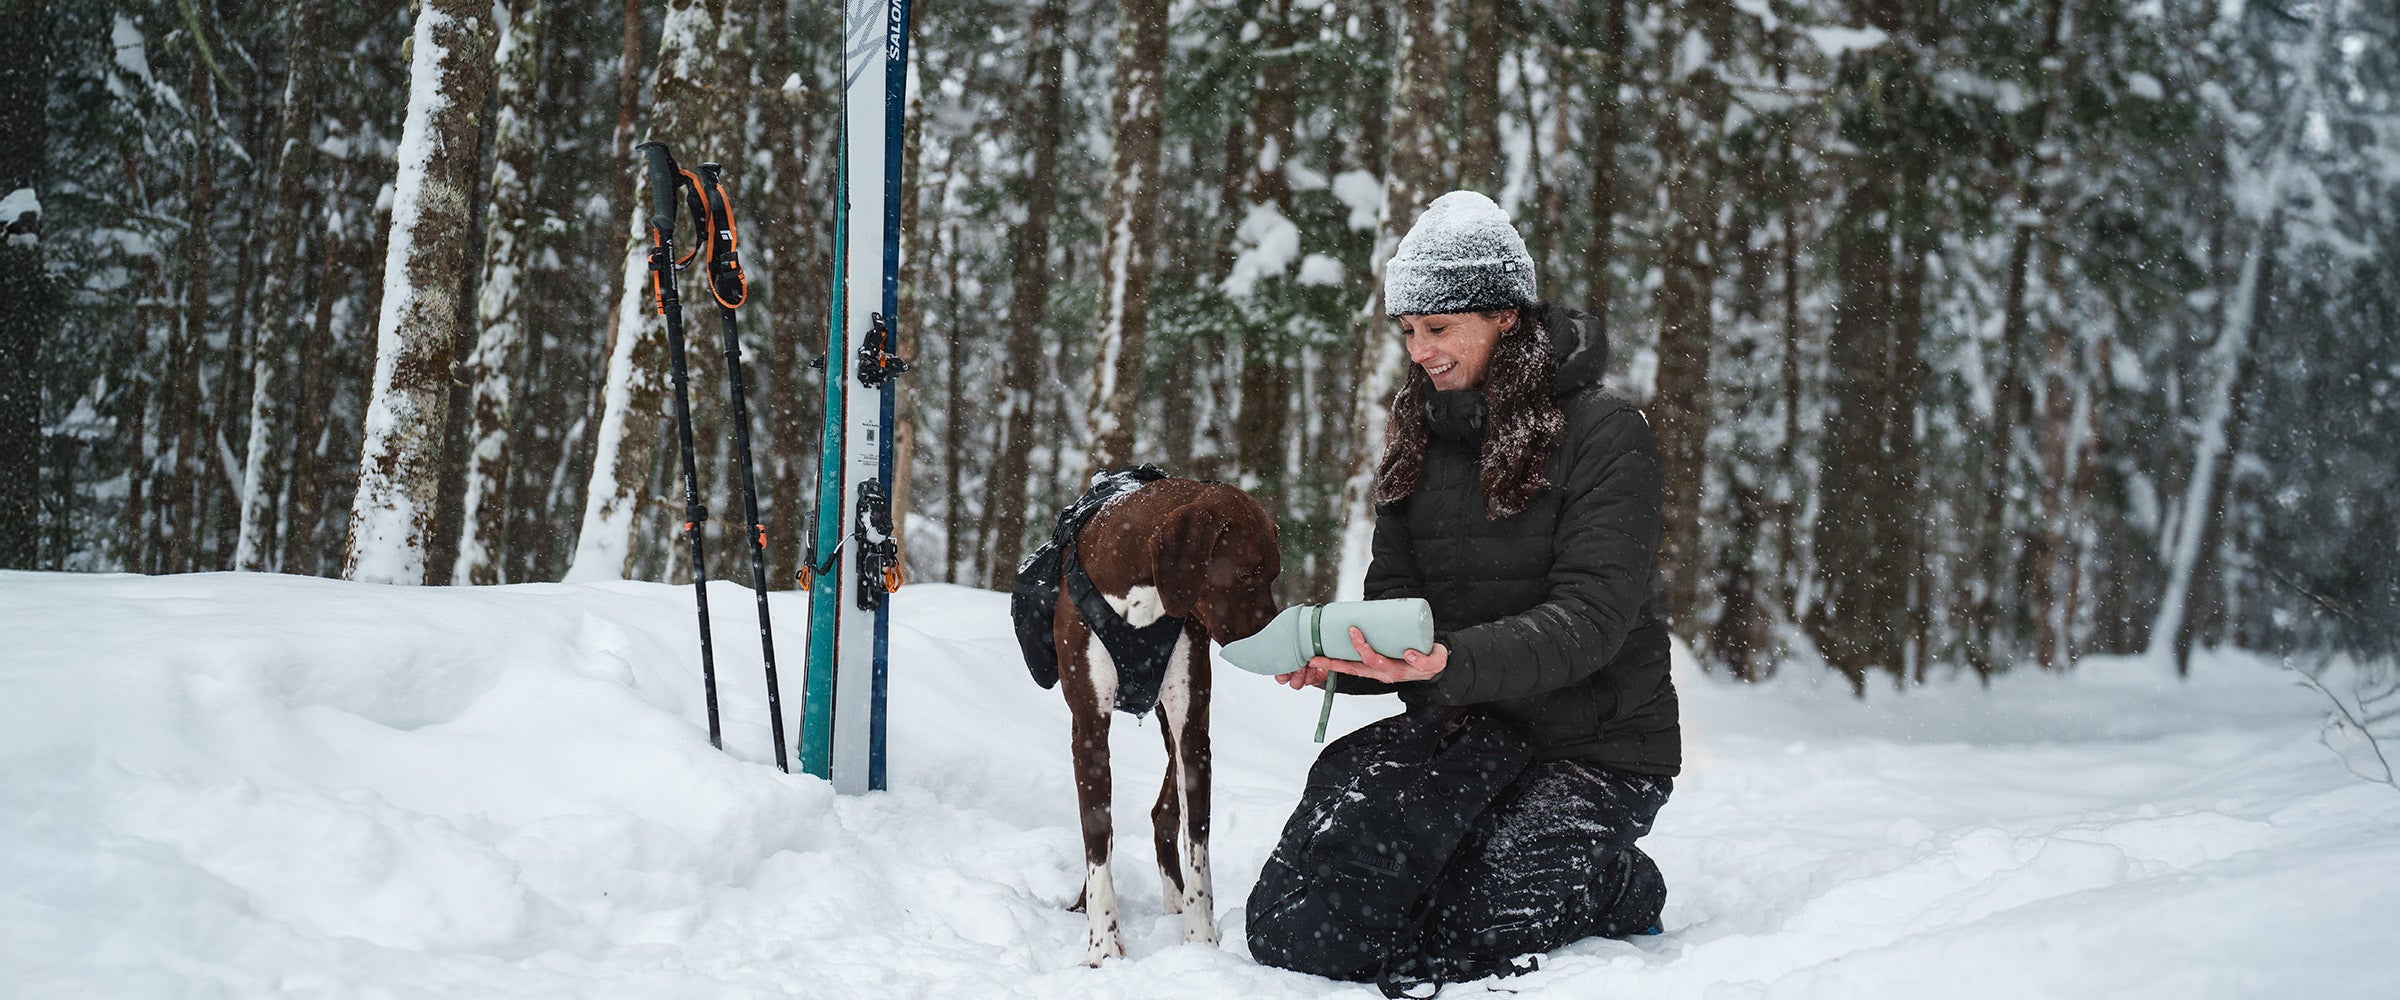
[2,571,2395,999]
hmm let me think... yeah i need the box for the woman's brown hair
[1373,302,1567,520]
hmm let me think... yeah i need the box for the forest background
[2,0,2394,690]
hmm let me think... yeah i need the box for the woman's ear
[1150,503,1225,619]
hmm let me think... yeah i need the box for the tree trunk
[1230,0,1296,488]
[344,0,497,583]
[1458,0,1502,192]
[1083,0,1169,473]
[941,188,969,583]
[0,0,48,569]
[983,0,1070,591]
[567,0,717,582]
[2150,0,2340,671]
[1333,0,1444,598]
[165,57,218,573]
[235,3,329,572]
[1578,0,1629,321]
[760,0,830,590]
[892,76,926,577]
[453,0,547,585]
[1649,0,1731,641]
[1811,93,1907,688]
[282,228,342,574]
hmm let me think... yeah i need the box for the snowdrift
[2,570,2395,998]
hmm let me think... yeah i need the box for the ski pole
[684,161,790,775]
[636,139,721,752]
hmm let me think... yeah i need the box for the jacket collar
[1426,389,1486,442]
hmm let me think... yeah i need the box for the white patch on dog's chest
[1103,585,1169,628]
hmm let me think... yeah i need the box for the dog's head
[1151,485,1281,646]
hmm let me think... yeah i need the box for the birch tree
[343,0,495,584]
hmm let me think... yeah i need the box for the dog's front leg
[1159,626,1217,946]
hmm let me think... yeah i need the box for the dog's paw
[1184,921,1219,947]
[1082,928,1126,967]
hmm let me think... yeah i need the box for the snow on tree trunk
[1083,0,1168,473]
[453,0,547,586]
[2147,0,2343,671]
[343,0,496,584]
[1334,0,1445,599]
[235,3,327,573]
[565,0,717,583]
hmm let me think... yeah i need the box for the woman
[1275,190,1680,973]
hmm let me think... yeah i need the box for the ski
[802,0,913,793]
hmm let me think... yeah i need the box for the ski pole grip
[636,140,679,234]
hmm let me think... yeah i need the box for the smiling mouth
[1427,361,1456,378]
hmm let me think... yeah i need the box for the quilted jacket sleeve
[1418,404,1663,706]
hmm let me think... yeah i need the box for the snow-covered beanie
[1383,191,1537,316]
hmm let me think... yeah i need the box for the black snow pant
[1248,718,1672,989]
[1419,760,1672,962]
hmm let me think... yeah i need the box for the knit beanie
[1382,190,1537,316]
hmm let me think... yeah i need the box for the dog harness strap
[1065,547,1187,716]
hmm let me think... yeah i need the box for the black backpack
[1246,707,1535,994]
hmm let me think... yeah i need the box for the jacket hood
[1545,305,1612,398]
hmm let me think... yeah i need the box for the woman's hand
[1274,664,1331,690]
[1290,626,1449,686]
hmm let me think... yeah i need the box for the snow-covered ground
[3,570,2395,999]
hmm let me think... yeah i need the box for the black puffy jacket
[1351,306,1680,776]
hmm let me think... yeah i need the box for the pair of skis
[642,1,912,793]
[801,0,915,794]
[637,141,791,774]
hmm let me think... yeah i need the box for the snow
[3,570,2397,998]
[1220,202,1302,300]
[1295,252,1344,287]
[1330,170,1382,231]
[0,187,39,225]
[110,15,151,83]
[1805,26,1891,59]
[0,187,36,249]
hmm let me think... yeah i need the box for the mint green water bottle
[1220,599,1435,742]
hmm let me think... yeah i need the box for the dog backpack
[1010,464,1171,692]
[1245,707,1533,989]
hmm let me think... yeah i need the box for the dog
[1019,471,1281,965]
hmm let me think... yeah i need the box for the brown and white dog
[1048,477,1280,965]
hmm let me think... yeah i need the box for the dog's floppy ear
[1151,501,1226,620]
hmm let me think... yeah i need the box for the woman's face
[1400,311,1515,391]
